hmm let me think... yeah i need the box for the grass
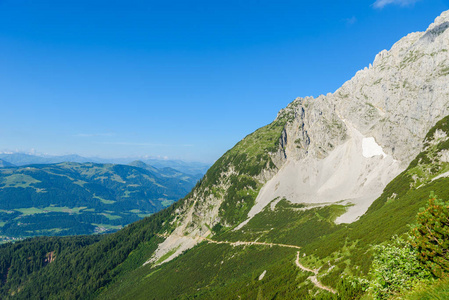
[73,180,87,186]
[217,200,347,247]
[161,199,175,207]
[440,66,449,76]
[94,195,116,204]
[92,223,123,230]
[99,242,312,300]
[97,199,348,299]
[155,245,181,265]
[144,269,161,279]
[25,228,65,234]
[137,213,152,218]
[15,206,87,215]
[14,207,44,215]
[0,174,40,189]
[393,277,449,299]
[101,213,122,220]
[194,103,296,226]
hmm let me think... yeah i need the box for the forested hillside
[0,162,199,238]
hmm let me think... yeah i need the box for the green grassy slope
[0,162,198,238]
[0,199,184,299]
[99,201,345,299]
[193,105,294,227]
[395,277,449,299]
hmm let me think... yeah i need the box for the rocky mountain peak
[427,9,449,31]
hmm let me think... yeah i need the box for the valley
[0,161,200,239]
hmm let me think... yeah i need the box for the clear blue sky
[1,0,448,163]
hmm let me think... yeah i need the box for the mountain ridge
[0,159,14,168]
[0,153,210,175]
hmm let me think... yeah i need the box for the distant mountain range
[0,161,201,237]
[0,153,210,175]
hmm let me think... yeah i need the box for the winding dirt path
[295,251,336,294]
[199,236,302,250]
[156,234,302,250]
[155,234,335,293]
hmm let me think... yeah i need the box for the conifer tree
[411,192,449,277]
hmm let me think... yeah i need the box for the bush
[368,235,433,299]
[336,277,367,300]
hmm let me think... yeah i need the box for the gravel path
[295,251,336,294]
[155,234,335,294]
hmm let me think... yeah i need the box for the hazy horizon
[0,150,211,164]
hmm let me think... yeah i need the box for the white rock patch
[362,137,387,158]
[440,150,449,162]
[259,270,267,281]
[432,171,449,182]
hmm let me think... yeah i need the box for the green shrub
[336,277,368,300]
[368,236,433,299]
[394,275,449,300]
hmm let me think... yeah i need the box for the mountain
[0,10,449,300]
[140,159,210,176]
[0,159,14,168]
[145,9,449,265]
[0,153,92,166]
[0,162,199,238]
[128,160,157,171]
[0,153,210,176]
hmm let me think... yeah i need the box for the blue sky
[0,0,448,163]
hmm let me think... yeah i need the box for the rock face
[148,10,449,264]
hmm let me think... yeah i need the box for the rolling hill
[0,159,14,168]
[0,153,210,176]
[0,161,200,238]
